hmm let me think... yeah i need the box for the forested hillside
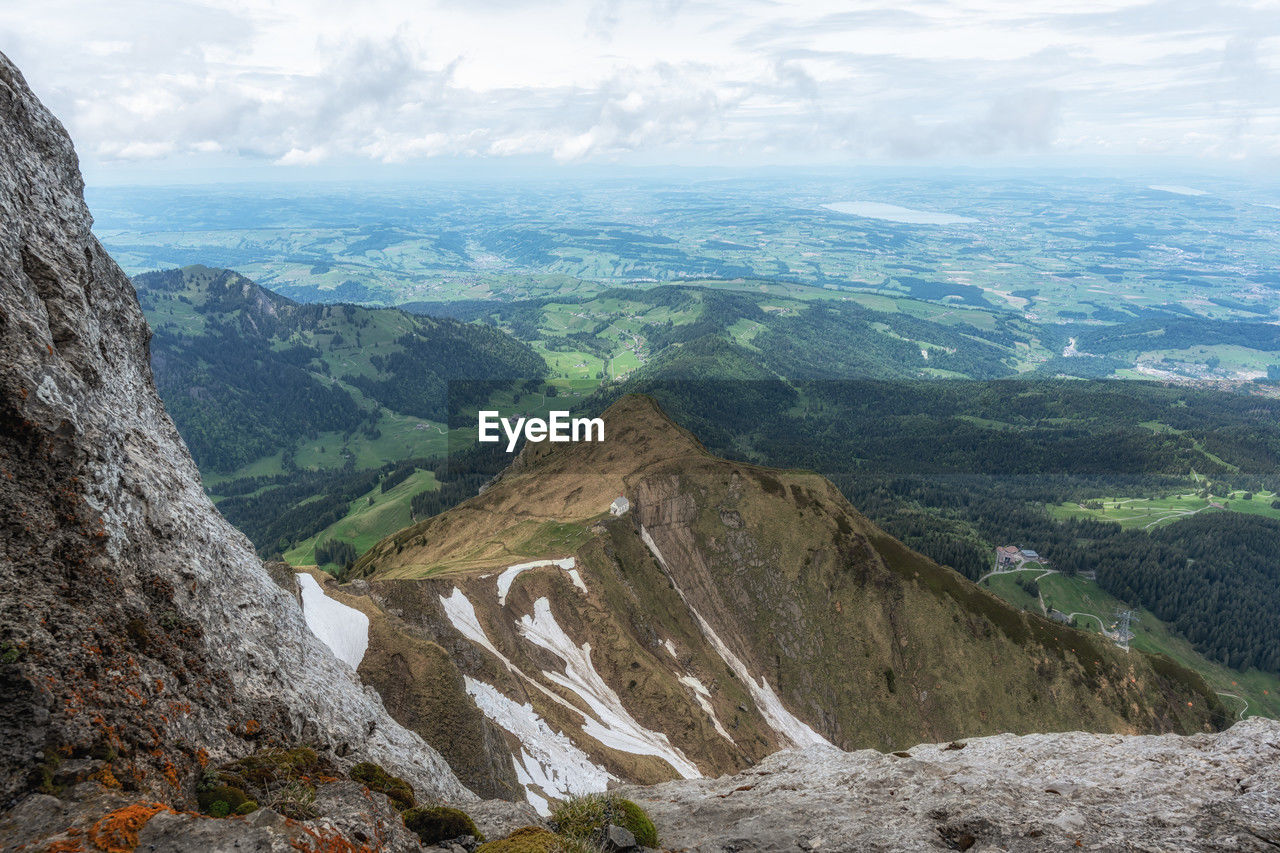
[136,265,545,473]
[585,375,1280,682]
[133,265,547,557]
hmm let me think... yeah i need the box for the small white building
[610,495,630,516]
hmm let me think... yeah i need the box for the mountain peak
[511,392,708,472]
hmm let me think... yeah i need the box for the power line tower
[1114,609,1138,650]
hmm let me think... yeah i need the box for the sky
[2,0,1279,183]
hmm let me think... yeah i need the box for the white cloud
[0,0,1277,178]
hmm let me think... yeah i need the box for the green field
[983,567,1280,720]
[1049,489,1280,530]
[204,408,450,490]
[285,469,440,569]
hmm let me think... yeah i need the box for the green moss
[615,799,658,847]
[209,801,231,818]
[235,801,259,816]
[402,806,485,844]
[550,793,659,847]
[198,784,248,814]
[350,761,415,811]
[475,827,575,853]
[33,749,61,796]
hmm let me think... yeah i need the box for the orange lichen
[86,802,172,852]
[162,760,180,789]
[289,825,375,853]
[195,748,209,769]
[45,836,83,852]
[95,765,121,789]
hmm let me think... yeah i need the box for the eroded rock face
[0,49,468,809]
[625,718,1280,852]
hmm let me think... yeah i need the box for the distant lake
[1148,185,1208,197]
[823,201,975,225]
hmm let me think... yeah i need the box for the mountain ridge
[326,394,1228,814]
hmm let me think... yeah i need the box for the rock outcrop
[0,46,469,818]
[625,717,1280,851]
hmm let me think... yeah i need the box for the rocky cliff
[624,718,1280,851]
[0,47,470,820]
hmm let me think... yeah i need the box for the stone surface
[0,46,467,809]
[624,718,1280,852]
[605,822,638,850]
[0,782,424,853]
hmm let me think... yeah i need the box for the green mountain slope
[135,265,546,474]
[133,265,547,557]
[321,396,1227,809]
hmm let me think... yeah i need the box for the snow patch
[496,558,577,605]
[679,675,734,741]
[444,587,700,785]
[440,587,524,675]
[297,573,369,670]
[465,676,610,815]
[565,568,588,595]
[640,526,831,749]
[663,639,678,658]
[519,597,702,779]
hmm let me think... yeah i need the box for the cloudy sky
[2,0,1278,182]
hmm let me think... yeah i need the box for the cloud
[1,0,1277,176]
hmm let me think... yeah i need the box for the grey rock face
[0,782,425,853]
[624,718,1280,852]
[604,823,638,850]
[0,47,468,807]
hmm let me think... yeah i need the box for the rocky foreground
[624,717,1280,852]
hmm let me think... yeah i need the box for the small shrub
[402,806,484,845]
[212,747,330,820]
[208,800,231,818]
[550,793,658,848]
[350,761,415,811]
[235,801,259,816]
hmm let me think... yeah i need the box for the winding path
[1216,691,1249,721]
[1066,612,1111,636]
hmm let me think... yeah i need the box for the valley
[130,264,1280,737]
[98,177,1280,384]
[5,4,1280,847]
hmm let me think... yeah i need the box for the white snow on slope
[496,558,578,605]
[440,587,515,667]
[679,675,734,742]
[565,568,588,595]
[464,676,610,815]
[441,587,701,790]
[640,525,831,748]
[297,573,369,670]
[440,588,593,717]
[519,597,702,779]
